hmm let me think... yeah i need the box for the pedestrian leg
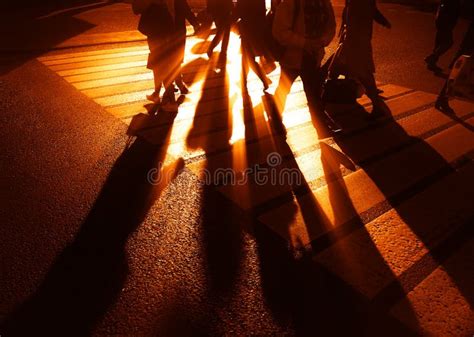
[207,17,230,58]
[274,67,298,114]
[207,17,223,57]
[220,19,231,56]
[300,61,338,137]
[358,71,390,118]
[146,69,163,103]
[241,41,270,91]
[175,72,189,94]
[449,21,474,68]
[434,80,453,113]
[425,28,454,70]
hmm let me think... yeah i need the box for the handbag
[321,40,364,104]
[322,75,364,104]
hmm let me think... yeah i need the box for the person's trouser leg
[300,59,327,131]
[162,42,181,104]
[449,21,474,67]
[428,27,454,63]
[208,16,231,56]
[357,71,378,101]
[208,27,223,54]
[152,69,163,93]
[434,79,454,113]
[241,44,250,91]
[357,70,391,116]
[148,37,164,95]
[241,41,269,91]
[220,18,231,55]
[434,28,454,58]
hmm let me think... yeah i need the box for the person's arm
[374,7,391,28]
[272,0,306,49]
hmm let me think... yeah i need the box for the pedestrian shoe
[370,108,386,119]
[435,97,455,114]
[176,82,189,95]
[424,55,442,72]
[370,98,391,119]
[370,106,388,119]
[261,59,277,74]
[146,91,161,103]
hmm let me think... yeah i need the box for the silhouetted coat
[143,0,197,70]
[339,0,387,74]
[273,0,336,70]
[236,0,267,56]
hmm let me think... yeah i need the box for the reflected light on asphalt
[167,34,211,158]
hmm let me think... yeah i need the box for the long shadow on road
[1,110,179,337]
[246,94,420,336]
[185,54,245,328]
[331,102,474,330]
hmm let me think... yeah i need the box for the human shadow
[1,111,180,337]
[439,106,474,132]
[0,1,113,75]
[243,93,417,336]
[186,54,244,299]
[180,56,209,90]
[319,142,420,335]
[331,102,474,318]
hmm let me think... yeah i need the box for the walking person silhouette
[435,18,474,112]
[333,0,392,117]
[134,0,200,112]
[236,0,272,92]
[425,0,461,72]
[272,0,336,137]
[206,0,233,60]
[170,0,201,97]
[134,0,176,110]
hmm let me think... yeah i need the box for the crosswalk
[38,31,474,336]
